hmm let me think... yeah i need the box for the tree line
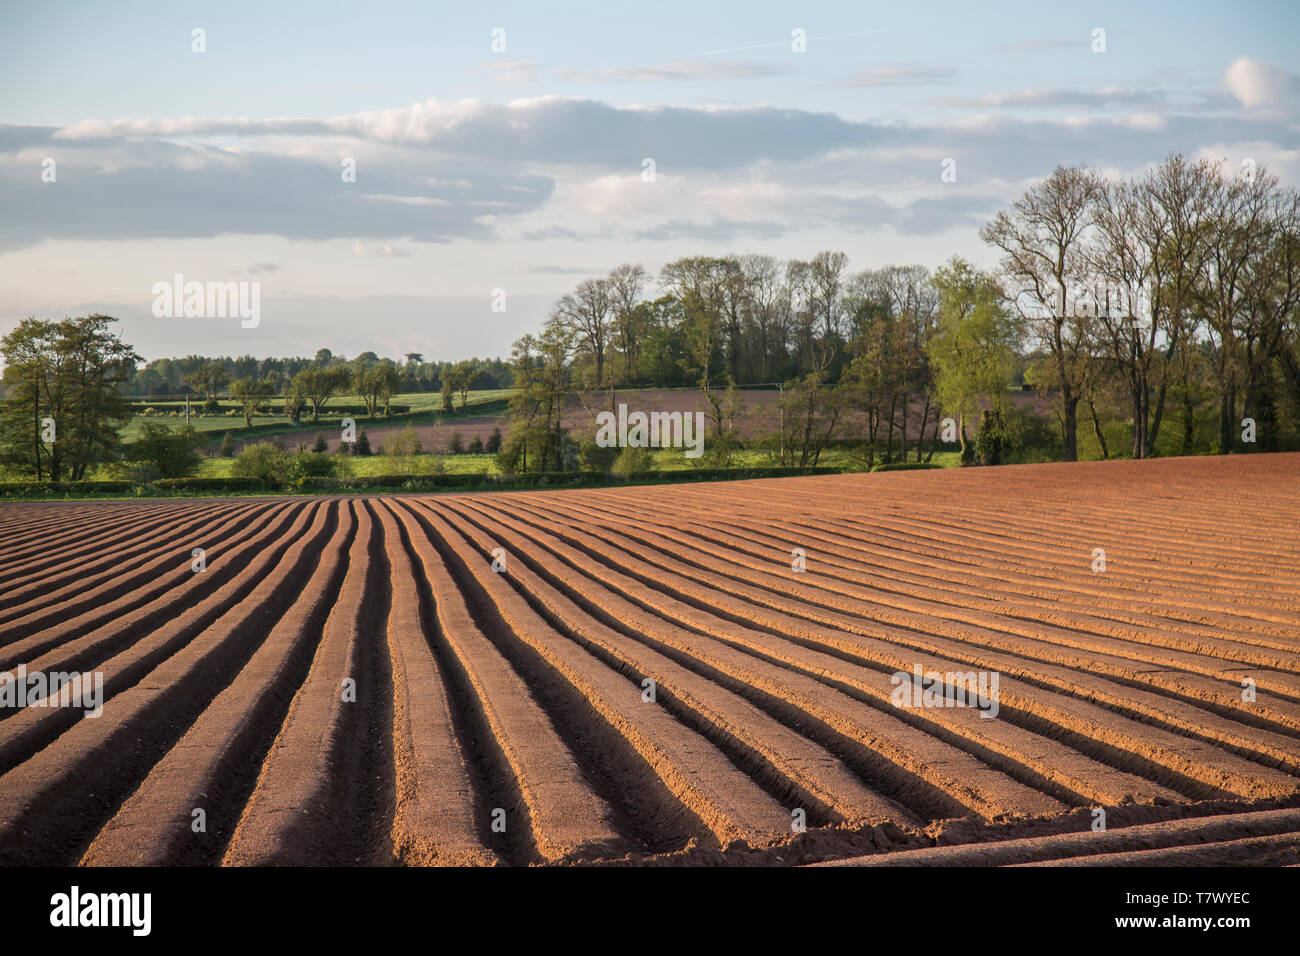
[127,352,512,410]
[4,154,1297,481]
[502,154,1300,469]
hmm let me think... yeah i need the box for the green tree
[128,422,203,478]
[927,258,1018,462]
[0,314,139,480]
[295,366,347,422]
[228,376,275,427]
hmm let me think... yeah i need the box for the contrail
[689,27,894,57]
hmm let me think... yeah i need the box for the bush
[383,425,422,457]
[579,435,620,473]
[468,435,484,454]
[289,451,341,484]
[219,431,235,457]
[231,441,293,488]
[448,431,464,454]
[354,430,372,456]
[486,426,503,454]
[975,408,1011,466]
[610,445,653,475]
[311,433,328,453]
[128,421,204,479]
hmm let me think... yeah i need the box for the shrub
[289,451,340,484]
[448,431,464,454]
[610,445,653,475]
[579,435,619,473]
[128,421,204,479]
[468,435,484,454]
[219,431,235,457]
[485,426,502,454]
[311,433,328,453]
[231,441,293,488]
[384,425,422,457]
[354,430,372,456]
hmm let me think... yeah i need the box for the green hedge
[871,462,941,472]
[153,477,267,491]
[0,480,133,498]
[621,466,841,482]
[130,402,410,416]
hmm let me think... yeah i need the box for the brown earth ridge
[0,454,1296,866]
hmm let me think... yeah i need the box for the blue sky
[1,0,1297,360]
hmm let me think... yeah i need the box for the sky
[1,0,1297,362]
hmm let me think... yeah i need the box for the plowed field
[1,454,1297,866]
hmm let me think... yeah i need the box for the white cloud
[1224,57,1298,109]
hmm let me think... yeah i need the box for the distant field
[120,390,514,446]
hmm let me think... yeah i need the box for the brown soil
[0,453,1295,866]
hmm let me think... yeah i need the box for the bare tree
[607,263,649,383]
[554,277,613,387]
[981,164,1103,460]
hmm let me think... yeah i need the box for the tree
[927,258,1018,462]
[282,374,308,424]
[661,257,732,435]
[228,376,275,427]
[0,314,139,480]
[295,366,347,421]
[608,263,650,383]
[191,359,230,406]
[352,360,401,416]
[553,277,613,387]
[1091,155,1218,458]
[452,360,479,409]
[128,422,203,478]
[498,324,576,473]
[981,164,1102,460]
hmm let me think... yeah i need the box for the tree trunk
[1088,399,1109,460]
[1062,393,1079,461]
